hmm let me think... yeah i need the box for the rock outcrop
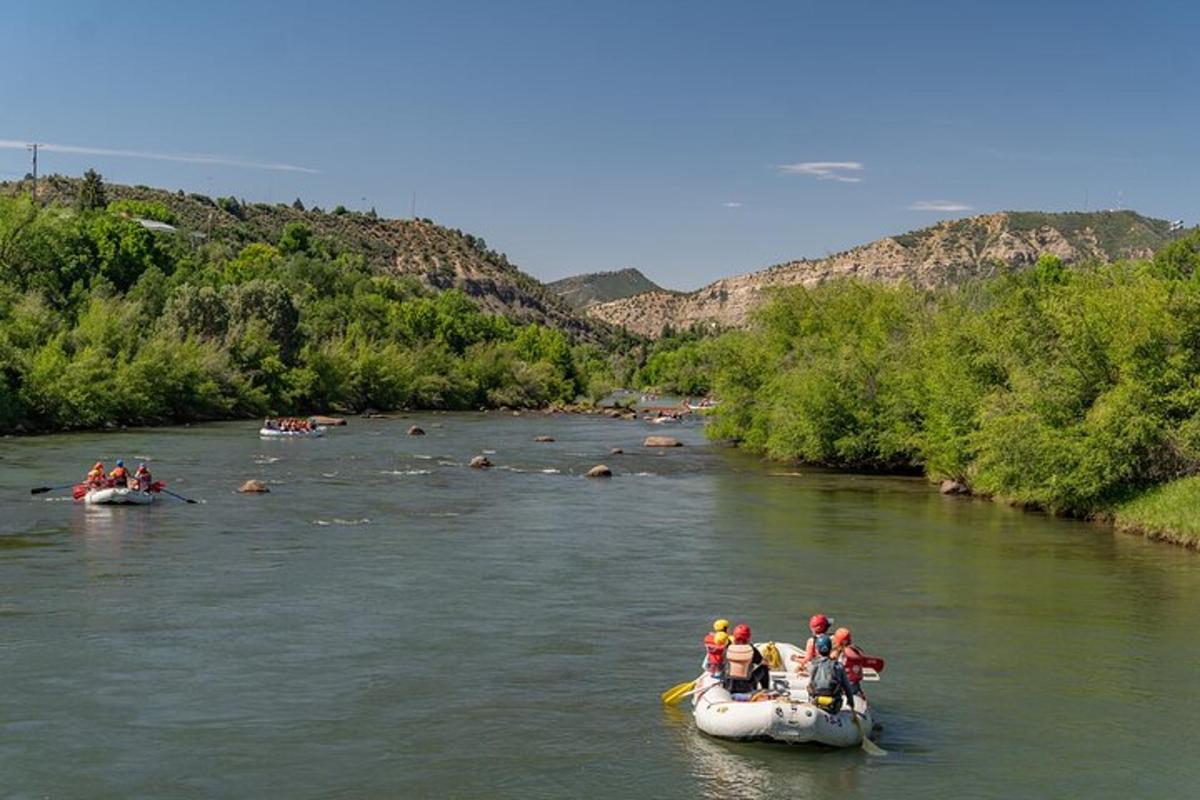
[587,211,1175,337]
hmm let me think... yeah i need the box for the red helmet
[731,623,751,643]
[809,614,830,634]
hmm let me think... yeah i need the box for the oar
[30,483,76,495]
[661,679,696,705]
[851,711,887,756]
[158,488,199,504]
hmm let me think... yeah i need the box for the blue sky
[3,0,1196,289]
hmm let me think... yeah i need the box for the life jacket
[725,643,755,680]
[808,656,839,700]
[110,467,128,481]
[135,472,151,491]
[703,633,726,670]
[842,645,865,684]
[86,469,104,483]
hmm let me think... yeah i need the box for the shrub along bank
[0,192,614,433]
[644,236,1200,546]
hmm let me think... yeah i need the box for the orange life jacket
[725,643,754,680]
[110,466,128,481]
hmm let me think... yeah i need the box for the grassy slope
[1113,477,1200,548]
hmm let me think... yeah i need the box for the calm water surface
[2,414,1198,799]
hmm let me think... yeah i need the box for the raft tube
[84,487,157,505]
[258,426,324,438]
[691,641,875,748]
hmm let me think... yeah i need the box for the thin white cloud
[776,161,863,183]
[908,200,972,212]
[0,138,318,173]
[722,201,743,208]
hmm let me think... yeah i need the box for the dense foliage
[646,244,1200,516]
[0,191,612,433]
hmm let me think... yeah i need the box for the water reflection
[662,703,861,799]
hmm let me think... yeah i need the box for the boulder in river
[239,479,269,494]
[469,455,493,469]
[940,479,970,495]
[408,425,426,436]
[643,436,683,448]
[533,435,555,443]
[586,464,613,478]
[610,447,624,455]
[311,415,346,427]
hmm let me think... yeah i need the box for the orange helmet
[832,627,852,645]
[93,462,103,470]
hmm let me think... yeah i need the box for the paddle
[30,483,76,495]
[661,680,696,705]
[851,711,887,756]
[157,487,199,504]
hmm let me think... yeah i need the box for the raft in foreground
[692,641,876,748]
[83,487,157,505]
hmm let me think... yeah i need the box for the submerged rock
[533,435,555,443]
[408,425,426,436]
[469,455,493,469]
[586,464,613,478]
[610,447,624,455]
[644,435,682,448]
[239,479,269,493]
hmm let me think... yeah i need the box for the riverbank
[1113,477,1200,548]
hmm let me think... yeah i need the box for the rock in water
[408,425,425,436]
[643,436,682,448]
[940,479,970,495]
[239,480,269,493]
[586,464,613,478]
[469,455,493,469]
[311,415,346,426]
[533,435,555,443]
[610,447,624,455]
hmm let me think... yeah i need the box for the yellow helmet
[713,631,730,646]
[713,618,730,633]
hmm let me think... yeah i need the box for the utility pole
[27,143,38,204]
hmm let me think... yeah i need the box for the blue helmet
[815,634,832,655]
[116,459,124,467]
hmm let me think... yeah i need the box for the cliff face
[587,211,1175,336]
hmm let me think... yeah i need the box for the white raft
[84,487,157,505]
[259,426,324,438]
[692,641,875,748]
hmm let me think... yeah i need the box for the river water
[2,414,1198,799]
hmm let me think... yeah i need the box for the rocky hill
[3,175,600,340]
[588,211,1180,336]
[546,267,666,308]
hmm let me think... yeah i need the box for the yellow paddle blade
[660,680,696,705]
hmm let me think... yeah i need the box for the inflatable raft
[259,426,324,438]
[83,487,157,505]
[692,641,876,748]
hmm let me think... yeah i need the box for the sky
[2,0,1197,289]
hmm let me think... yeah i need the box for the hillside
[547,267,666,308]
[2,175,600,340]
[588,211,1181,336]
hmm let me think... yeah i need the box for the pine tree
[77,169,107,211]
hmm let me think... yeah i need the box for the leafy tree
[77,169,107,211]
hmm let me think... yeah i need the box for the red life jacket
[842,644,865,684]
[703,633,727,670]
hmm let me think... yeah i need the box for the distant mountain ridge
[546,267,666,308]
[587,210,1181,337]
[2,175,602,340]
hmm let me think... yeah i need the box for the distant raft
[259,424,325,438]
[82,487,157,505]
[692,641,877,748]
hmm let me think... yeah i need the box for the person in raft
[832,627,867,699]
[702,618,730,673]
[806,634,855,713]
[722,623,770,697]
[85,462,106,488]
[791,613,833,672]
[134,463,152,491]
[108,459,129,486]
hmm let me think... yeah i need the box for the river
[2,414,1198,799]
